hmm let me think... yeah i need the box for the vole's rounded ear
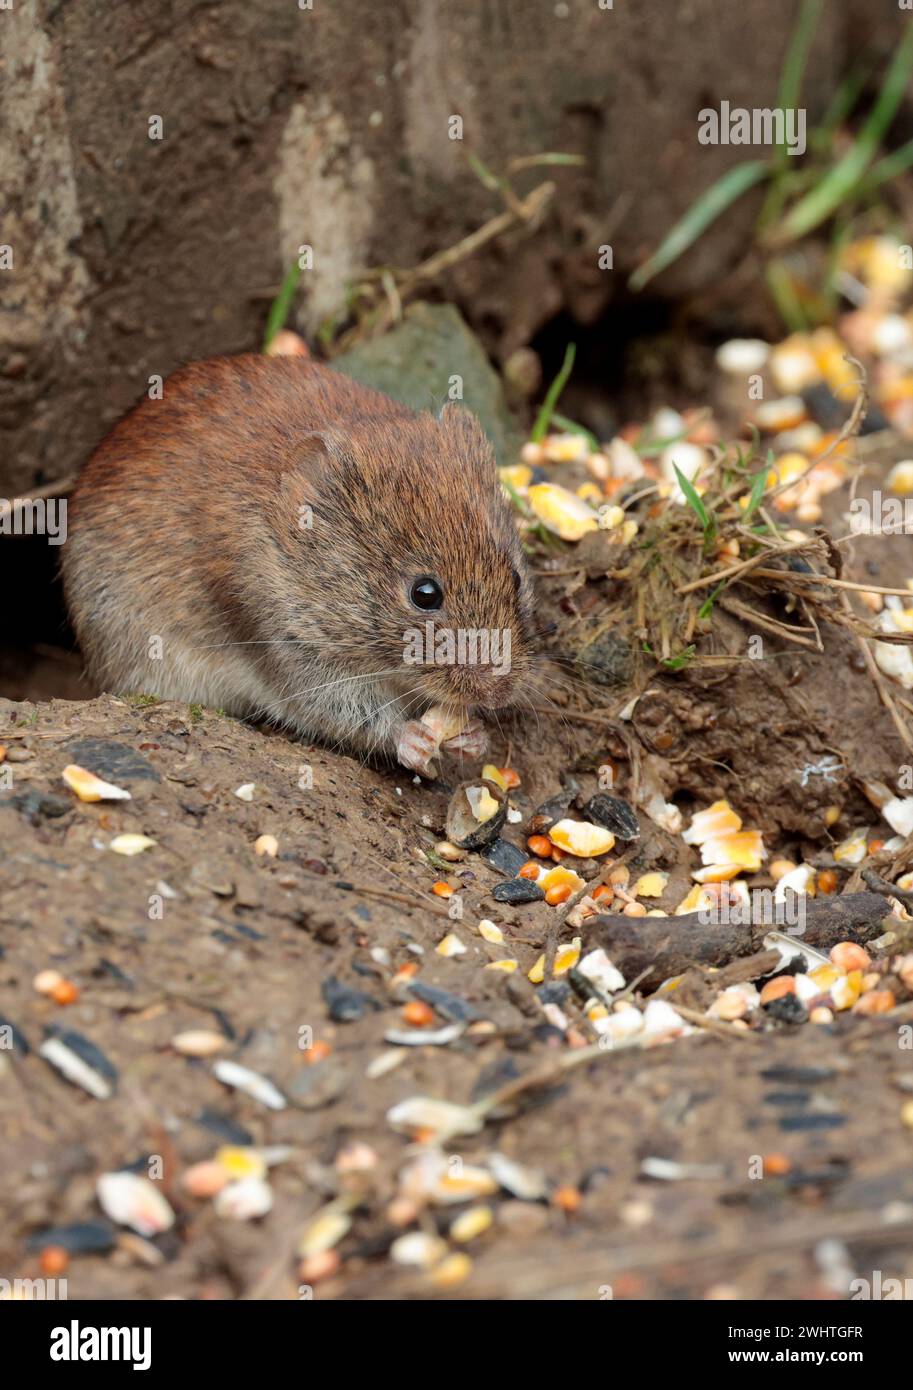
[299,428,352,465]
[438,403,496,469]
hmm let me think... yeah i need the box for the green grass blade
[765,258,809,333]
[262,259,303,351]
[759,0,822,228]
[630,161,771,291]
[776,0,823,132]
[860,136,913,195]
[531,343,576,442]
[663,644,696,671]
[673,464,716,540]
[744,462,771,519]
[777,24,913,245]
[818,49,878,138]
[698,583,726,620]
[550,412,600,451]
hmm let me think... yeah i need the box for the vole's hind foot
[442,718,488,760]
[395,719,441,778]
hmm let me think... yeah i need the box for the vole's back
[62,355,411,711]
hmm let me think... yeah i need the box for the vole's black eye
[409,576,444,611]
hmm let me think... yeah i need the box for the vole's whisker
[265,666,405,713]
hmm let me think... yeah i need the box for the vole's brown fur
[62,354,535,770]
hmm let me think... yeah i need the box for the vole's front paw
[396,719,441,778]
[442,718,488,760]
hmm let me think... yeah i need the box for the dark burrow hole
[528,294,721,440]
[0,533,93,704]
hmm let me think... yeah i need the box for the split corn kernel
[62,764,131,803]
[548,819,615,857]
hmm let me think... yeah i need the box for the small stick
[862,867,913,911]
[666,1001,761,1043]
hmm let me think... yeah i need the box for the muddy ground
[3,435,913,1300]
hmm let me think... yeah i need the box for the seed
[477,919,504,943]
[50,979,79,1006]
[39,1246,70,1277]
[432,881,454,898]
[716,338,769,375]
[234,783,256,801]
[760,976,796,1005]
[429,1252,473,1288]
[528,954,546,984]
[853,990,895,1015]
[896,953,913,990]
[901,1100,913,1130]
[34,969,64,996]
[623,902,647,917]
[609,866,630,887]
[109,833,157,855]
[810,1006,834,1025]
[450,1205,493,1243]
[402,1001,435,1027]
[817,869,838,894]
[183,1161,229,1198]
[435,933,466,957]
[545,884,572,906]
[266,329,309,356]
[254,834,278,857]
[831,971,863,1011]
[548,818,615,857]
[834,828,868,865]
[435,841,466,862]
[683,799,742,845]
[97,1172,175,1236]
[633,871,668,898]
[770,858,798,882]
[527,481,599,540]
[298,1249,341,1284]
[553,939,582,974]
[808,963,841,991]
[481,764,509,791]
[527,834,552,858]
[171,1029,229,1057]
[62,764,131,803]
[711,988,751,1021]
[298,1206,352,1258]
[823,805,841,827]
[484,959,518,972]
[829,942,871,971]
[499,768,521,789]
[762,1153,791,1176]
[519,861,542,880]
[303,1039,333,1063]
[887,460,913,496]
[592,883,613,902]
[552,1185,582,1214]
